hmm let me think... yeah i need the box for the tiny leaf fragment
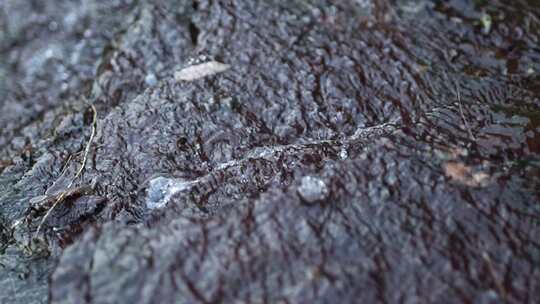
[175,61,230,82]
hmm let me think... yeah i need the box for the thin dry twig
[58,154,74,178]
[455,81,475,141]
[33,103,97,238]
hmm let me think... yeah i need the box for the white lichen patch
[174,61,230,82]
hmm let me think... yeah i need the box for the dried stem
[33,104,97,239]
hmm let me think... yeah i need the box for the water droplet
[48,21,58,31]
[297,176,329,204]
[145,73,158,86]
[339,147,348,160]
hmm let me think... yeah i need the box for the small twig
[455,81,475,141]
[33,104,97,238]
[74,104,97,180]
[58,154,74,178]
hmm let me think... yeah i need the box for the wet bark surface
[1,0,539,303]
